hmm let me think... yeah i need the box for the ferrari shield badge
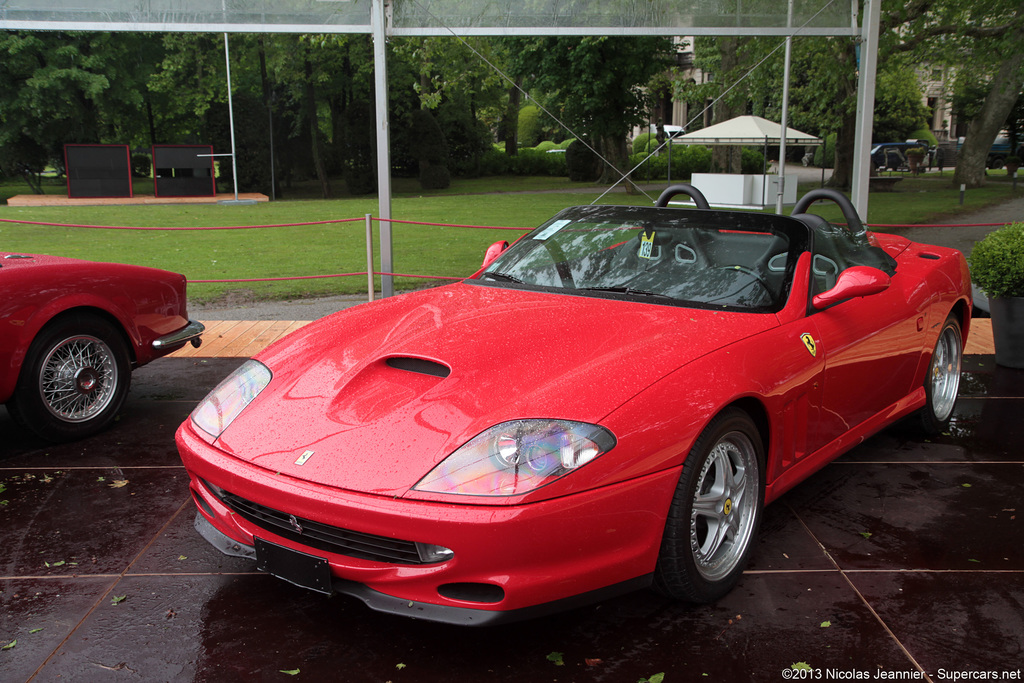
[801,333,817,357]
[638,229,656,259]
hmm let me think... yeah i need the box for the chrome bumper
[153,319,205,350]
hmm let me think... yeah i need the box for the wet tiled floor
[2,355,1022,683]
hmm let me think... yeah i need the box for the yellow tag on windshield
[638,229,656,259]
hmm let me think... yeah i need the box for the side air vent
[386,357,451,378]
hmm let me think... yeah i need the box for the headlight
[413,420,616,497]
[191,360,272,440]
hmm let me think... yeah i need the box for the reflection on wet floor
[1,356,1022,682]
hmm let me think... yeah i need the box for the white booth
[691,172,799,207]
[674,116,822,210]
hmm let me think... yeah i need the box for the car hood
[214,283,776,496]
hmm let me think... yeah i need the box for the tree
[504,36,673,190]
[893,0,1024,188]
[0,31,159,190]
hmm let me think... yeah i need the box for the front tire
[8,314,132,442]
[654,408,765,603]
[919,315,962,435]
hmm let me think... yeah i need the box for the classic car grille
[202,480,424,565]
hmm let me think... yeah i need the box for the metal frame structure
[1,0,880,296]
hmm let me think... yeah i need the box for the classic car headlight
[413,420,616,497]
[191,360,272,440]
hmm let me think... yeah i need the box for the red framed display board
[152,145,216,197]
[64,144,133,198]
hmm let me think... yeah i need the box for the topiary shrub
[968,222,1024,299]
[518,105,543,148]
[480,147,512,176]
[131,154,151,178]
[633,132,655,155]
[813,133,837,168]
[909,128,939,147]
[741,147,765,174]
[410,109,450,190]
[419,164,451,190]
[677,145,712,175]
[566,139,600,182]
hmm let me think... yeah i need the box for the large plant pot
[990,296,1024,368]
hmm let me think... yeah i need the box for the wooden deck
[173,318,997,359]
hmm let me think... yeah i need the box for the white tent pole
[775,0,794,214]
[851,0,881,219]
[372,0,393,297]
[223,33,240,202]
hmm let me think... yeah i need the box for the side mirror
[812,266,890,309]
[481,240,509,269]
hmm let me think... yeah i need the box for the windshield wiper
[578,286,673,299]
[480,271,524,284]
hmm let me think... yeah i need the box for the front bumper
[193,512,652,626]
[176,420,679,624]
[153,319,205,350]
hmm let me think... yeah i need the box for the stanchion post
[960,183,966,205]
[365,213,375,302]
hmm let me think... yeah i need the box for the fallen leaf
[962,483,972,488]
[109,480,129,489]
[396,664,406,670]
[820,621,831,628]
[29,628,43,634]
[279,669,300,676]
[793,663,813,671]
[111,595,126,606]
[2,640,15,650]
[546,652,565,666]
[859,532,872,539]
[177,556,188,561]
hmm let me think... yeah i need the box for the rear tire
[8,314,131,442]
[654,408,765,603]
[919,315,962,435]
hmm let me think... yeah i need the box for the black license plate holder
[254,537,333,595]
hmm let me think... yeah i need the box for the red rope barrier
[379,217,531,231]
[190,272,461,284]
[867,222,1012,229]
[0,217,363,230]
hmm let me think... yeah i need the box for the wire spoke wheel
[9,314,131,442]
[39,335,119,422]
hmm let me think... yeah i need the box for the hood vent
[386,356,451,378]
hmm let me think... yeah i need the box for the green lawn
[1,173,1019,304]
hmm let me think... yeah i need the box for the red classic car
[176,189,970,625]
[2,252,203,441]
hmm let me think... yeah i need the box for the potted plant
[1005,154,1021,176]
[968,221,1024,367]
[906,146,926,175]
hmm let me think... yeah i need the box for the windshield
[473,205,807,313]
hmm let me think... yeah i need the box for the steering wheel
[542,240,576,288]
[711,265,773,295]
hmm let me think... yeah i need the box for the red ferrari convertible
[2,252,203,441]
[177,189,970,625]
